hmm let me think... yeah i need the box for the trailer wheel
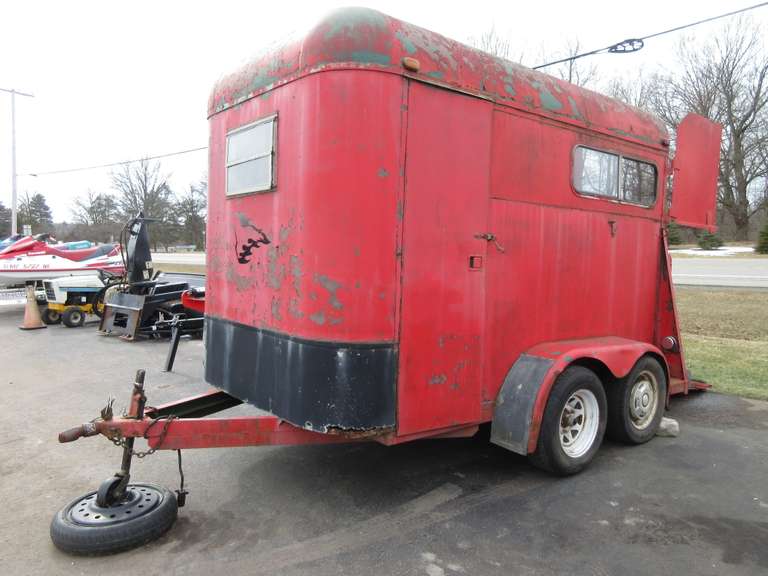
[607,356,667,444]
[41,308,62,325]
[50,483,178,555]
[529,366,607,476]
[62,307,86,328]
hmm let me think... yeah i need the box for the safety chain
[109,415,177,458]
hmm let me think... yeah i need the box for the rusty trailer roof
[209,7,667,147]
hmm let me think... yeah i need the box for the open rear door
[670,114,722,232]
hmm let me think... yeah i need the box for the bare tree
[544,39,599,88]
[612,21,768,240]
[111,158,178,249]
[470,28,597,89]
[469,26,516,60]
[72,190,120,226]
[174,178,207,250]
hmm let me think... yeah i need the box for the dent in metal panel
[490,354,553,455]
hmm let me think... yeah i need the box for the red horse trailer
[53,8,721,554]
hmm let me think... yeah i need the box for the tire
[62,306,86,328]
[607,356,667,444]
[529,366,607,476]
[41,308,62,325]
[50,483,178,555]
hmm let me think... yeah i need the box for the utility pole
[1,87,34,236]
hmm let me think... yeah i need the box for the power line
[533,1,768,70]
[24,145,208,177]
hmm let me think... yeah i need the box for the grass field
[677,287,768,400]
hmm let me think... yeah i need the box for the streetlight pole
[1,87,34,236]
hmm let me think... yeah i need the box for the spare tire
[50,483,178,555]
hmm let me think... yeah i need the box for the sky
[1,0,766,223]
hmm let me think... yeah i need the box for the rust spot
[267,246,285,290]
[315,273,343,310]
[226,264,254,292]
[289,255,303,295]
[288,297,303,319]
[271,297,282,320]
[309,311,326,325]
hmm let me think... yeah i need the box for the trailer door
[670,113,722,232]
[396,82,491,435]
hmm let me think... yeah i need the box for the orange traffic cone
[19,284,47,330]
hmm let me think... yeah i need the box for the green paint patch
[608,127,654,144]
[531,80,563,111]
[348,50,391,65]
[426,70,445,79]
[504,83,516,96]
[567,96,582,119]
[378,167,389,178]
[396,31,417,55]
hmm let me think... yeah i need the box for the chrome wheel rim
[629,370,659,430]
[559,389,600,458]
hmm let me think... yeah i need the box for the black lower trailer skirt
[204,316,397,433]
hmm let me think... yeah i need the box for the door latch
[474,232,505,253]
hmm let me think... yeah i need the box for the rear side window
[573,146,657,206]
[226,115,276,196]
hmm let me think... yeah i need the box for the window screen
[573,146,656,206]
[226,116,276,195]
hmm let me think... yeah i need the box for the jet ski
[0,235,124,283]
[0,234,24,251]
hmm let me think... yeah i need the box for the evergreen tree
[697,231,724,250]
[756,220,768,254]
[0,201,11,237]
[667,222,682,245]
[17,192,53,232]
[30,193,53,227]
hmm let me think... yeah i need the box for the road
[1,303,767,575]
[152,252,206,266]
[671,257,768,288]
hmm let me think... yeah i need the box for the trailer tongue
[50,7,721,555]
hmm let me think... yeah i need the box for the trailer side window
[573,147,619,199]
[573,146,657,207]
[226,115,276,195]
[621,157,657,206]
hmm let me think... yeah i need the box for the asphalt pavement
[671,257,768,288]
[1,303,767,575]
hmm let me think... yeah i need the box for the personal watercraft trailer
[52,8,721,554]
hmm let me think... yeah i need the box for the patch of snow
[670,246,754,257]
